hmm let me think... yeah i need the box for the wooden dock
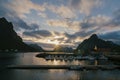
[7,65,120,70]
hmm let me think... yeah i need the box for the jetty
[7,65,120,70]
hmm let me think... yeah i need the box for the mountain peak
[54,45,73,52]
[90,34,98,39]
[0,17,7,23]
[0,17,6,20]
[76,34,120,53]
[0,17,40,52]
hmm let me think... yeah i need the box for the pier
[7,65,120,70]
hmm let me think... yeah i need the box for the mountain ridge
[54,45,73,52]
[0,17,43,52]
[76,34,120,53]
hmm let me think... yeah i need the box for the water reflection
[0,52,113,66]
[0,69,119,80]
[0,52,119,80]
[95,60,98,65]
[0,52,114,66]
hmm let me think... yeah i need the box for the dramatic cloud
[7,0,45,18]
[46,0,102,18]
[47,19,80,27]
[99,30,120,44]
[0,0,120,49]
[23,30,52,38]
[0,0,40,31]
[70,0,102,15]
[47,19,80,32]
[47,5,76,18]
[109,9,120,27]
[47,15,112,34]
[51,32,83,45]
[12,17,39,30]
[80,15,111,29]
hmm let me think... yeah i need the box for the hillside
[76,34,120,53]
[0,17,43,52]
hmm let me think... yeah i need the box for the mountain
[76,34,120,53]
[29,44,44,52]
[0,17,41,52]
[54,45,73,52]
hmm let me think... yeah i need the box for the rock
[76,34,120,54]
[0,17,40,52]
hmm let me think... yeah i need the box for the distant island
[53,45,73,52]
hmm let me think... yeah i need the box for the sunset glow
[0,0,120,80]
[0,0,119,50]
[47,39,59,45]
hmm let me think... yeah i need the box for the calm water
[0,52,120,80]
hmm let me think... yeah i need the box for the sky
[0,0,120,50]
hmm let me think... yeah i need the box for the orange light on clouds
[47,39,60,45]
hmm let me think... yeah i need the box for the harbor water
[0,52,120,80]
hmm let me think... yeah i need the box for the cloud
[62,30,98,44]
[47,19,69,27]
[99,30,120,44]
[7,0,46,18]
[23,31,78,48]
[109,9,120,26]
[0,0,13,17]
[12,17,39,30]
[3,0,76,19]
[64,33,77,39]
[48,5,76,18]
[52,32,82,45]
[38,12,47,18]
[0,0,120,49]
[23,30,52,38]
[25,40,56,50]
[80,15,111,29]
[47,19,80,32]
[0,0,40,31]
[70,0,102,15]
[46,14,119,44]
[76,15,113,34]
[50,12,120,45]
[46,0,102,18]
[47,14,112,34]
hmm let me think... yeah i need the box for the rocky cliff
[0,17,43,52]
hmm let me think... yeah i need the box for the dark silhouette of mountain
[54,45,73,52]
[0,17,42,52]
[76,34,120,53]
[29,44,44,52]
